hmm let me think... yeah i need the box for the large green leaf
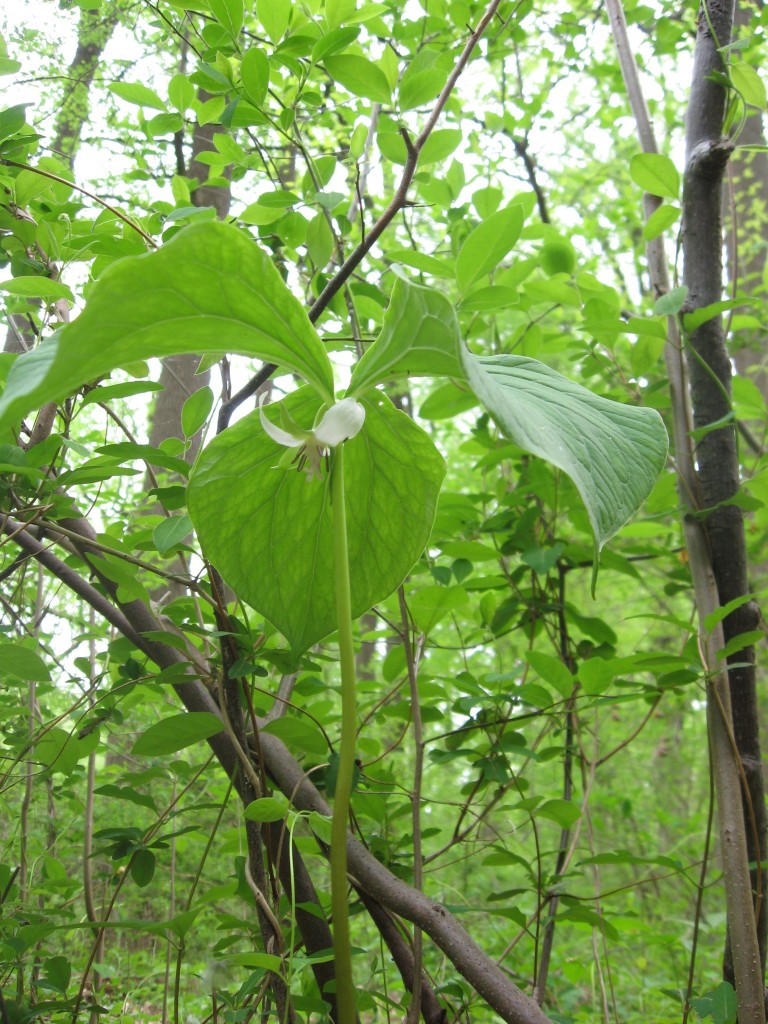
[187,389,445,662]
[349,276,464,395]
[0,222,335,433]
[462,353,668,555]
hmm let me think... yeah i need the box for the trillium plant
[0,220,667,1024]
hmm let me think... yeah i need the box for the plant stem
[330,445,357,1024]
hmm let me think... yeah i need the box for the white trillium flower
[259,395,365,481]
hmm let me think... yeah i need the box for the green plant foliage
[188,388,445,659]
[462,353,668,554]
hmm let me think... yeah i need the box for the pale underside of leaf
[462,352,668,552]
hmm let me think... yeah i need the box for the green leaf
[40,957,71,995]
[399,50,450,111]
[385,247,454,279]
[408,585,469,634]
[181,386,214,437]
[109,81,167,111]
[0,222,335,433]
[730,62,766,109]
[642,204,681,241]
[240,47,269,107]
[306,212,335,268]
[168,73,195,112]
[80,381,165,407]
[130,849,156,888]
[311,27,359,63]
[0,277,73,301]
[0,103,28,142]
[349,276,464,395]
[459,286,519,312]
[244,796,289,822]
[712,982,738,1024]
[187,389,445,661]
[324,55,391,103]
[209,0,243,36]
[536,799,580,827]
[0,643,50,681]
[629,153,680,199]
[654,285,688,315]
[257,0,290,41]
[132,712,225,756]
[456,204,525,293]
[325,0,356,30]
[419,382,478,420]
[461,353,668,556]
[525,651,574,700]
[153,514,193,555]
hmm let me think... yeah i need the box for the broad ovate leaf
[462,353,668,558]
[187,388,445,662]
[0,222,335,433]
[349,276,464,395]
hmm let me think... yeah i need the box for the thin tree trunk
[606,0,765,1018]
[682,0,767,995]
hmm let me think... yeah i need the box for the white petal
[314,398,366,447]
[259,394,304,448]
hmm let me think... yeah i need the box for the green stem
[330,445,357,1024]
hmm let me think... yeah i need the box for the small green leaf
[306,212,335,268]
[0,277,73,301]
[536,799,580,827]
[168,73,195,112]
[0,644,50,681]
[399,50,450,111]
[130,849,156,888]
[311,27,359,63]
[654,285,688,315]
[459,286,519,312]
[153,514,193,555]
[385,247,454,279]
[40,957,71,995]
[209,0,243,36]
[730,62,766,109]
[0,103,28,142]
[257,0,290,42]
[456,204,525,293]
[711,981,738,1024]
[408,585,468,634]
[325,0,356,30]
[630,153,680,199]
[240,47,269,107]
[181,386,214,437]
[244,796,289,822]
[642,204,681,241]
[109,81,167,111]
[525,651,573,699]
[132,712,225,756]
[325,55,391,103]
[308,811,333,844]
[703,594,756,632]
